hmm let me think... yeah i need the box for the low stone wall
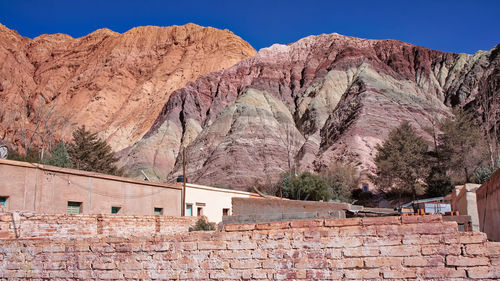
[0,212,198,239]
[231,198,354,216]
[1,215,499,280]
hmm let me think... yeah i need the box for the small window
[111,206,121,214]
[222,208,229,216]
[362,183,369,192]
[186,204,193,216]
[154,208,163,215]
[67,201,82,214]
[197,207,203,217]
[0,196,8,207]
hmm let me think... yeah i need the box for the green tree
[375,121,430,199]
[67,126,122,176]
[438,109,488,183]
[7,148,40,163]
[286,172,332,201]
[425,165,453,197]
[472,162,499,184]
[321,163,358,202]
[42,142,73,168]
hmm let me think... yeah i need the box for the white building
[182,183,262,223]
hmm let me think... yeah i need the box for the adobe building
[181,183,262,223]
[0,159,182,216]
[476,168,500,242]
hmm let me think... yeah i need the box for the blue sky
[0,0,498,54]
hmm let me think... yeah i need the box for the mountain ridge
[120,32,499,189]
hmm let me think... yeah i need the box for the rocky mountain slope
[0,23,256,151]
[120,33,499,189]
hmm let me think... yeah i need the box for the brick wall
[0,212,198,239]
[1,215,499,279]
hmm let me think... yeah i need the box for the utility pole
[182,148,186,216]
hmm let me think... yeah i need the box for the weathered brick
[252,270,272,279]
[416,267,466,278]
[467,266,500,279]
[294,258,328,269]
[363,257,403,268]
[197,240,226,250]
[330,258,364,269]
[364,236,401,247]
[223,223,256,232]
[306,269,344,279]
[422,244,461,256]
[380,245,420,257]
[255,221,289,230]
[344,269,381,279]
[401,215,442,224]
[230,260,261,269]
[446,255,490,266]
[227,240,257,250]
[200,260,228,270]
[324,217,361,227]
[403,234,443,245]
[97,271,123,280]
[465,243,488,256]
[291,239,324,249]
[258,240,290,250]
[289,219,324,228]
[116,261,143,270]
[303,229,321,238]
[251,249,268,259]
[458,232,488,244]
[324,248,342,259]
[362,216,401,225]
[403,256,444,267]
[323,237,362,248]
[486,242,500,256]
[262,259,293,269]
[267,230,287,240]
[176,241,197,250]
[217,250,252,259]
[179,270,209,280]
[339,225,377,236]
[91,261,116,270]
[383,269,417,278]
[343,246,380,257]
[274,269,307,279]
[42,262,66,270]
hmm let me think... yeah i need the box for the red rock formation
[121,33,499,189]
[0,23,256,152]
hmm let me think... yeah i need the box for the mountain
[120,33,499,189]
[0,23,256,151]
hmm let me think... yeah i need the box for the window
[362,183,369,192]
[186,204,193,216]
[222,208,229,216]
[0,196,7,207]
[154,208,163,215]
[111,206,121,214]
[67,201,82,214]
[197,207,203,217]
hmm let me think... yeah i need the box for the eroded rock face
[122,33,499,190]
[0,23,256,150]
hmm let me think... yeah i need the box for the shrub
[189,217,216,232]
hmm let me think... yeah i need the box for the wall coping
[221,215,447,232]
